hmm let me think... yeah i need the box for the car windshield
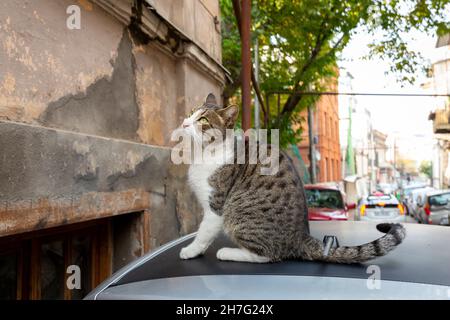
[367,195,392,202]
[305,189,344,209]
[366,194,398,206]
[429,193,450,207]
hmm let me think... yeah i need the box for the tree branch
[280,31,328,116]
[279,4,345,117]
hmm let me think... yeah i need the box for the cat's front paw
[180,244,203,259]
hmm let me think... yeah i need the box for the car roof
[364,194,399,204]
[304,184,340,191]
[87,221,450,300]
[402,183,427,190]
[410,186,434,194]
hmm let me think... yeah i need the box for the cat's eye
[198,117,209,125]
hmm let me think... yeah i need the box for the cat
[179,93,406,263]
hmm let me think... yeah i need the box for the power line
[269,91,450,97]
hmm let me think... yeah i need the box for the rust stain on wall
[78,0,94,11]
[0,189,151,237]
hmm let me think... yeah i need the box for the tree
[220,0,450,147]
[419,160,432,178]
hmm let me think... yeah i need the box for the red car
[304,184,356,221]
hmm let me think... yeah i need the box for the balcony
[431,109,450,134]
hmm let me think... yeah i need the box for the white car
[357,194,406,223]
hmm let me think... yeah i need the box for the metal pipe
[254,39,260,129]
[267,91,450,97]
[308,106,317,183]
[241,0,251,131]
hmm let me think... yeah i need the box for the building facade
[298,78,341,183]
[0,0,226,299]
[426,34,450,188]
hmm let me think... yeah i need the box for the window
[0,251,18,299]
[330,118,334,138]
[331,159,336,181]
[0,219,112,300]
[429,193,450,207]
[335,120,338,139]
[327,158,331,181]
[305,189,345,209]
[335,158,340,180]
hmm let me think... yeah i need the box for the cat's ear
[204,93,217,107]
[217,104,239,127]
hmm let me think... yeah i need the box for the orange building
[298,81,341,183]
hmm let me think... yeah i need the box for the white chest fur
[188,163,220,210]
[188,141,234,212]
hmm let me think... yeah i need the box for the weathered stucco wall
[0,0,123,124]
[0,0,225,261]
[0,0,225,145]
[148,0,222,62]
[0,120,202,247]
[133,44,222,145]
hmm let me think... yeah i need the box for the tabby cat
[179,93,406,263]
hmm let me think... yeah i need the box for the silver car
[357,194,406,223]
[408,187,435,221]
[416,190,450,226]
[85,221,450,300]
[401,183,428,215]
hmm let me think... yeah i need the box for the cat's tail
[299,223,406,264]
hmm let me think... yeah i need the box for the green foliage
[419,160,432,178]
[220,0,450,147]
[366,0,450,83]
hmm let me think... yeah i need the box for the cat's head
[181,93,239,142]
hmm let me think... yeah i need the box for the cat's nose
[182,120,190,128]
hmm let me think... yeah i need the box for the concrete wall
[0,0,224,145]
[148,0,221,62]
[0,0,225,265]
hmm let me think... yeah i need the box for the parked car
[401,183,429,215]
[408,187,435,221]
[85,221,450,300]
[304,184,356,221]
[356,193,406,223]
[415,190,450,226]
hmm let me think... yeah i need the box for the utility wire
[269,91,450,97]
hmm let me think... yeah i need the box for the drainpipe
[241,0,251,131]
[308,106,317,183]
[254,39,260,129]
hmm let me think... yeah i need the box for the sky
[338,28,440,165]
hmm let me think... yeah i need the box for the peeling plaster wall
[0,121,202,249]
[40,30,140,141]
[0,0,123,124]
[0,0,224,265]
[133,44,223,146]
[1,0,225,144]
